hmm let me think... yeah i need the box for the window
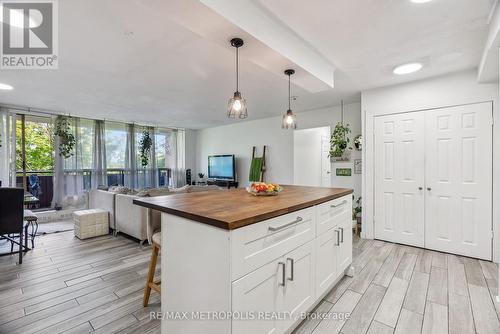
[105,122,127,169]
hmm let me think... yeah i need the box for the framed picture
[354,159,362,174]
[336,168,352,176]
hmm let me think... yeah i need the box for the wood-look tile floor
[0,231,160,334]
[1,232,499,334]
[293,237,500,334]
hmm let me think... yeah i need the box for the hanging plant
[139,129,153,167]
[55,116,75,159]
[329,122,352,159]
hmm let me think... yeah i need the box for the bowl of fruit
[246,182,283,196]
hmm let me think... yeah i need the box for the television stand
[207,179,238,189]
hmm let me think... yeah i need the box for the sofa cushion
[108,186,132,194]
[169,185,190,193]
[148,187,171,197]
[136,189,152,197]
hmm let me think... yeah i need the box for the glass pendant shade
[282,109,297,129]
[227,91,248,119]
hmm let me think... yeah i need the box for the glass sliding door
[15,114,55,209]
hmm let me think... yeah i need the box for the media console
[207,179,238,189]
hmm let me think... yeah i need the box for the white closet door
[374,112,425,247]
[425,102,493,260]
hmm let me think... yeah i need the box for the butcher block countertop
[133,185,353,230]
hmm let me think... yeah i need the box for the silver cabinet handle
[278,262,286,286]
[287,258,294,281]
[335,229,340,246]
[268,217,303,232]
[331,200,347,208]
[340,227,344,243]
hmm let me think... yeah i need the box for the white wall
[195,102,362,198]
[361,69,500,261]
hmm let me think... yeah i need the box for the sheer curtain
[0,108,16,187]
[53,118,95,208]
[130,126,157,189]
[92,120,107,188]
[171,129,186,187]
[124,123,137,189]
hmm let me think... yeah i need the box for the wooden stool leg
[143,243,159,306]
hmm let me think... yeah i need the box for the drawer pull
[340,227,344,243]
[335,229,340,246]
[287,258,294,281]
[330,200,347,208]
[278,262,286,286]
[268,217,303,232]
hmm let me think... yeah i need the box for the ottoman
[73,209,109,239]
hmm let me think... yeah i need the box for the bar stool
[143,208,163,306]
[143,231,161,306]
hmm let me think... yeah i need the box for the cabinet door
[281,241,315,331]
[232,258,284,334]
[337,216,353,273]
[374,112,425,247]
[424,103,493,260]
[315,229,339,298]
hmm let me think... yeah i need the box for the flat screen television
[208,155,235,180]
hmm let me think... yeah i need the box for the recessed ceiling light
[410,0,433,3]
[0,83,14,90]
[393,63,423,75]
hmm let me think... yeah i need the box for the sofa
[89,185,222,244]
[88,189,116,229]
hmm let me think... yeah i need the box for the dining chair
[0,188,25,264]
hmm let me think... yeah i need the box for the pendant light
[227,38,248,119]
[282,69,297,129]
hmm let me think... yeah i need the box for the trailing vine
[55,116,75,158]
[139,129,153,167]
[329,122,351,158]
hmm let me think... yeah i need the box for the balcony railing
[16,171,54,209]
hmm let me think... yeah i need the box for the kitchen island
[134,185,353,334]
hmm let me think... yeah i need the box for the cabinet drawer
[316,195,351,235]
[231,207,315,281]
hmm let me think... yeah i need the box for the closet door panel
[374,112,425,247]
[425,102,493,260]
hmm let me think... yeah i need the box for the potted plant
[55,116,76,158]
[139,129,153,167]
[353,196,362,221]
[329,122,351,161]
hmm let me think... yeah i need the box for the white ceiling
[0,0,494,129]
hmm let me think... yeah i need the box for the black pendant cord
[236,47,239,92]
[341,100,344,125]
[288,73,291,111]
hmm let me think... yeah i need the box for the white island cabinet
[133,186,353,334]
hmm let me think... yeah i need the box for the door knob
[427,187,432,191]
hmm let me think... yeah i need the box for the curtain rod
[0,103,185,131]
